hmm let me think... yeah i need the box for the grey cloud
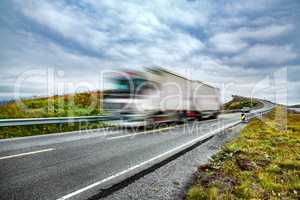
[0,0,299,104]
[231,44,298,65]
[287,65,300,82]
[209,23,293,53]
[223,0,279,14]
[17,0,110,52]
[209,33,249,53]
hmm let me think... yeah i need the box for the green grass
[223,96,263,110]
[0,91,104,119]
[0,121,108,139]
[0,91,108,139]
[186,107,300,200]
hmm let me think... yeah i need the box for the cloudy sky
[0,0,299,104]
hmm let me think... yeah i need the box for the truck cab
[103,71,158,127]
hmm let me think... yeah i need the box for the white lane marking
[107,119,221,140]
[106,125,183,140]
[0,127,116,143]
[57,120,240,200]
[0,148,55,160]
[107,118,221,140]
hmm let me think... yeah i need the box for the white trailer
[103,67,221,127]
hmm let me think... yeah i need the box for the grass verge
[0,121,108,139]
[0,91,109,139]
[186,107,300,199]
[0,91,104,119]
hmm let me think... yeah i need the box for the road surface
[0,102,273,200]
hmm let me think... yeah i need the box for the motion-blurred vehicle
[241,107,251,113]
[103,67,221,127]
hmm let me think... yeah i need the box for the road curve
[0,102,273,200]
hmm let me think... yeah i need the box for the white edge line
[57,120,240,200]
[0,148,55,160]
[0,127,113,142]
[106,125,183,140]
[107,117,222,140]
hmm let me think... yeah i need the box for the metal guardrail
[243,108,273,122]
[0,107,274,127]
[0,115,116,127]
[221,109,242,114]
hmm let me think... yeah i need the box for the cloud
[223,0,276,14]
[237,24,293,39]
[85,0,212,28]
[209,24,293,53]
[288,81,300,105]
[231,44,297,65]
[209,33,249,53]
[15,0,205,62]
[16,0,109,52]
[0,0,299,104]
[287,65,300,82]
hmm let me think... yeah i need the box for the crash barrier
[241,108,273,123]
[0,108,273,127]
[0,115,117,127]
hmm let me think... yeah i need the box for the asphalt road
[0,102,273,200]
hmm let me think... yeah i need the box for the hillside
[0,91,107,139]
[223,95,263,110]
[289,104,300,108]
[0,91,104,119]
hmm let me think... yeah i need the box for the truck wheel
[176,111,187,124]
[196,112,202,121]
[146,118,155,129]
[211,112,218,119]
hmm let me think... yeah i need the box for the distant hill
[222,95,263,110]
[0,91,103,119]
[289,104,300,108]
[0,99,15,106]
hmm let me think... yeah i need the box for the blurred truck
[103,67,221,127]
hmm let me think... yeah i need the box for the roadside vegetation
[223,95,263,110]
[0,91,108,139]
[0,121,107,139]
[186,107,300,199]
[0,91,103,119]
